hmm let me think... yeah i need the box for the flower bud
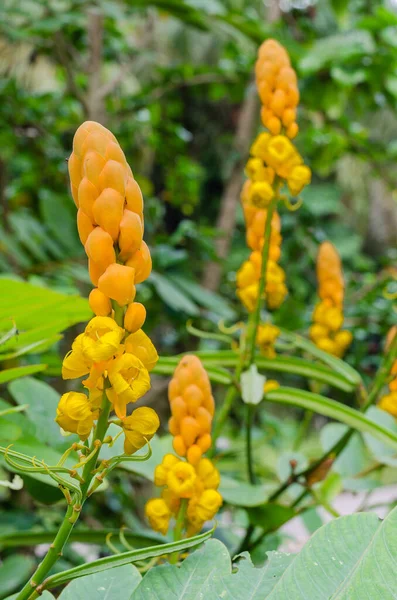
[124,302,146,333]
[89,288,112,316]
[98,263,136,306]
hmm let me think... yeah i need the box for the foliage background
[1,0,397,596]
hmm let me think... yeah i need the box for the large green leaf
[149,272,199,315]
[0,555,35,600]
[266,387,397,452]
[220,476,274,507]
[133,507,397,598]
[168,274,236,319]
[0,279,90,359]
[8,377,66,450]
[0,364,47,384]
[58,565,141,600]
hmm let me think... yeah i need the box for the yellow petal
[124,329,158,371]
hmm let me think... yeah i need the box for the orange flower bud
[119,210,144,259]
[183,384,204,414]
[126,177,144,216]
[93,188,124,241]
[197,433,211,453]
[68,153,82,191]
[180,416,200,447]
[195,407,212,433]
[124,302,146,333]
[173,434,186,456]
[98,160,127,195]
[170,397,188,422]
[187,445,202,466]
[78,177,99,220]
[98,263,136,306]
[168,416,180,436]
[77,209,95,245]
[126,242,152,284]
[85,227,116,272]
[88,259,103,286]
[83,151,106,185]
[89,288,112,316]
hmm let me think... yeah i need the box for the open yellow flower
[81,316,124,362]
[154,454,181,487]
[287,165,311,196]
[195,458,220,490]
[145,498,171,535]
[194,489,222,522]
[124,329,159,371]
[167,461,197,498]
[55,391,99,440]
[107,353,151,418]
[121,407,159,454]
[62,334,92,380]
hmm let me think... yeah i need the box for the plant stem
[210,386,239,455]
[16,390,112,600]
[246,405,256,484]
[169,499,188,564]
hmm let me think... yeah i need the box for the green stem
[15,506,75,600]
[169,499,188,564]
[246,405,256,485]
[210,386,239,455]
[16,390,112,600]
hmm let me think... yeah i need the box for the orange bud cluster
[68,121,152,329]
[168,355,215,465]
[255,39,299,139]
[378,327,397,418]
[145,356,221,537]
[310,242,352,357]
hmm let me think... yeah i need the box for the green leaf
[168,274,236,319]
[8,377,67,450]
[58,565,141,600]
[363,406,397,466]
[149,271,199,315]
[219,475,274,507]
[0,528,165,551]
[247,504,296,531]
[279,330,361,387]
[0,364,47,384]
[39,190,80,254]
[5,594,54,600]
[299,30,376,75]
[320,423,368,477]
[266,387,397,452]
[43,528,214,591]
[0,417,22,442]
[0,555,35,600]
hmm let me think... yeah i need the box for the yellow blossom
[287,165,311,196]
[81,316,124,362]
[194,489,222,522]
[124,329,159,371]
[121,407,159,454]
[264,380,280,394]
[249,181,275,207]
[107,353,151,418]
[154,454,180,487]
[62,333,92,380]
[379,393,397,418]
[167,461,197,498]
[145,498,171,535]
[195,458,220,490]
[55,392,99,440]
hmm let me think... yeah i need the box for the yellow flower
[62,334,92,379]
[121,407,159,454]
[379,393,397,418]
[250,132,271,159]
[245,158,267,182]
[154,454,180,487]
[236,261,257,288]
[287,165,311,196]
[263,135,302,178]
[145,498,171,535]
[55,392,99,440]
[237,283,258,312]
[81,316,124,362]
[256,323,280,358]
[249,181,275,207]
[196,458,220,490]
[194,489,222,522]
[107,353,151,418]
[124,329,159,371]
[264,380,280,394]
[167,461,197,498]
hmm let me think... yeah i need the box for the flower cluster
[56,121,159,454]
[255,39,299,139]
[68,121,151,318]
[378,327,397,418]
[310,242,352,357]
[236,40,311,314]
[145,356,222,536]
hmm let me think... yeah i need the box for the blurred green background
[1,0,397,594]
